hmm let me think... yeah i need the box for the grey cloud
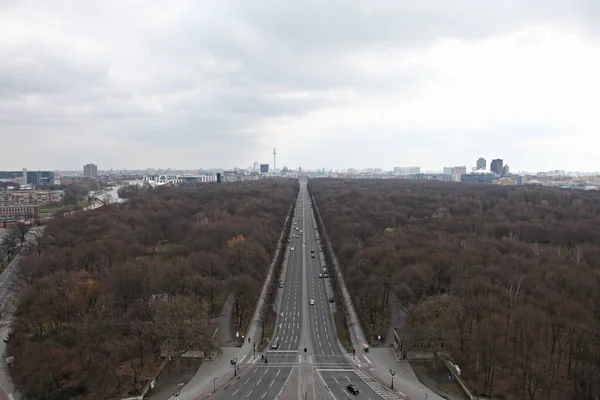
[1,0,599,170]
[0,43,108,98]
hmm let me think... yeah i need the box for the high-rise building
[259,164,269,173]
[253,162,260,172]
[490,159,504,175]
[502,165,510,176]
[476,157,486,170]
[83,164,98,178]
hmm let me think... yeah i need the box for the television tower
[273,147,276,173]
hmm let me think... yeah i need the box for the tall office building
[490,159,504,175]
[83,164,98,178]
[476,157,486,170]
[0,170,54,186]
[502,165,510,176]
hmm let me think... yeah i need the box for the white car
[310,299,315,305]
[291,247,294,251]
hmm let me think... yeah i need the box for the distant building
[253,162,260,172]
[0,190,61,206]
[393,166,420,175]
[476,158,486,170]
[490,159,504,175]
[83,164,98,178]
[0,205,40,219]
[461,169,498,184]
[502,165,510,176]
[411,173,452,182]
[493,177,517,185]
[260,164,269,173]
[0,170,54,186]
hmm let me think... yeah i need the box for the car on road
[291,247,294,251]
[311,253,315,258]
[319,273,323,278]
[324,273,328,278]
[310,299,315,305]
[271,337,280,349]
[329,297,334,303]
[279,280,284,288]
[346,384,360,395]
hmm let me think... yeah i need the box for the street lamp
[232,357,238,377]
[390,369,396,390]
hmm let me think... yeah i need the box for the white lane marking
[233,389,240,395]
[261,392,267,399]
[333,377,339,384]
[244,378,250,384]
[246,390,253,397]
[364,356,372,364]
[257,378,262,385]
[239,355,247,364]
[277,369,281,375]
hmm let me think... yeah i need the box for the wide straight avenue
[211,182,399,399]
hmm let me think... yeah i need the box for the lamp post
[390,369,396,390]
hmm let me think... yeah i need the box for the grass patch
[259,309,277,351]
[76,198,89,208]
[39,205,61,213]
[333,309,352,351]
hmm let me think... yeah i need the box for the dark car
[329,297,334,303]
[346,384,359,394]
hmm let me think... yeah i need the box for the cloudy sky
[1,0,599,172]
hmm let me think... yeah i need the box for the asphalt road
[297,186,398,399]
[212,182,400,399]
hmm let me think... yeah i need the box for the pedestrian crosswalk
[314,362,354,370]
[354,370,405,399]
[254,362,296,368]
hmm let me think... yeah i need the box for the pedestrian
[261,354,264,360]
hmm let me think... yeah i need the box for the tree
[153,295,215,359]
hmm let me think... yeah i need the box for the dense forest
[2,180,297,399]
[309,179,600,400]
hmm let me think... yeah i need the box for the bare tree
[153,294,216,359]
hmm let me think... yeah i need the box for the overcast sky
[1,0,600,172]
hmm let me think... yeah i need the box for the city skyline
[2,1,600,171]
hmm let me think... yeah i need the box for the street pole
[390,369,396,390]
